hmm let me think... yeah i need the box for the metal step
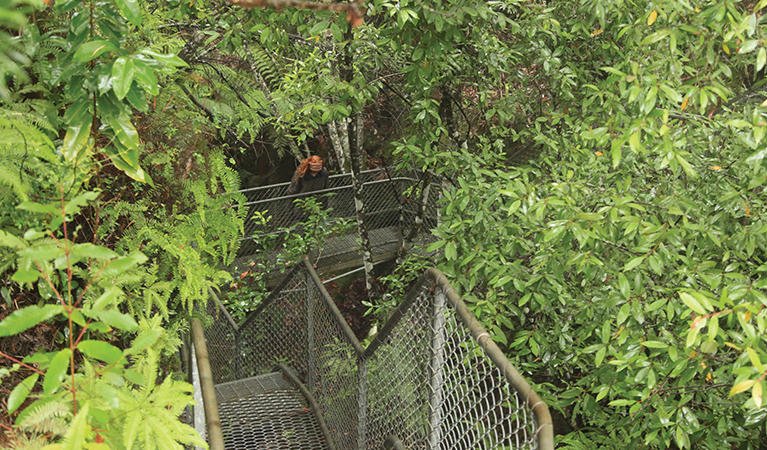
[215,373,331,450]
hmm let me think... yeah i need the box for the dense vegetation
[2,0,767,448]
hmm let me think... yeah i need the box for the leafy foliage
[0,194,205,449]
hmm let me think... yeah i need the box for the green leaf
[426,240,446,252]
[12,268,40,284]
[730,379,757,397]
[62,404,89,450]
[78,340,123,365]
[43,349,71,395]
[103,111,139,155]
[55,0,80,12]
[8,373,38,414]
[641,340,668,348]
[92,288,122,309]
[124,411,141,449]
[62,98,93,162]
[640,29,672,45]
[73,40,118,62]
[98,252,147,277]
[0,304,64,337]
[85,309,138,332]
[573,212,602,221]
[0,230,26,249]
[445,240,457,260]
[679,292,708,315]
[16,201,59,216]
[19,244,64,262]
[139,50,188,69]
[99,383,121,410]
[739,39,759,54]
[132,60,159,96]
[124,329,162,355]
[727,119,752,129]
[115,0,142,26]
[747,347,765,373]
[675,425,690,449]
[309,21,330,36]
[110,57,136,101]
[64,191,99,216]
[617,303,630,324]
[595,346,607,366]
[70,243,118,261]
[623,256,645,271]
[753,381,763,408]
[608,399,636,406]
[330,22,343,41]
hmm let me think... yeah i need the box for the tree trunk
[342,28,376,296]
[327,119,349,173]
[396,171,431,265]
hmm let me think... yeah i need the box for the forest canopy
[2,0,767,448]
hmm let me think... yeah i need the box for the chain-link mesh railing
[195,260,553,450]
[234,167,440,273]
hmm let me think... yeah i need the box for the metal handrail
[237,167,402,196]
[274,363,339,450]
[239,177,420,208]
[190,318,225,450]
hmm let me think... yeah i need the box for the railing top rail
[239,176,419,208]
[238,167,398,195]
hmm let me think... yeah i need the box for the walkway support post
[190,318,225,450]
[427,284,446,450]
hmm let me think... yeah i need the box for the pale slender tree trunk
[348,117,375,294]
[327,46,350,173]
[327,119,349,173]
[342,28,376,295]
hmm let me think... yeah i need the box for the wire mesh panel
[364,282,434,448]
[237,271,310,381]
[204,294,241,385]
[215,373,331,450]
[435,305,537,449]
[304,277,361,450]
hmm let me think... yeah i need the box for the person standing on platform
[286,155,329,195]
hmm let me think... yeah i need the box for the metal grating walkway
[215,372,331,450]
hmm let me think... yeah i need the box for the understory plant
[0,193,206,449]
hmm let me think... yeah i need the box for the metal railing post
[357,358,368,450]
[427,285,446,450]
[306,269,316,390]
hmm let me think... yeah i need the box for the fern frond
[17,400,72,436]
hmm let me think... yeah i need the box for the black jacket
[286,168,329,195]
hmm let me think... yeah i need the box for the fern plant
[0,104,59,202]
[99,150,247,314]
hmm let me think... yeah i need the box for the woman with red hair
[286,155,329,195]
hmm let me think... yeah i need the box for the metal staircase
[188,261,554,450]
